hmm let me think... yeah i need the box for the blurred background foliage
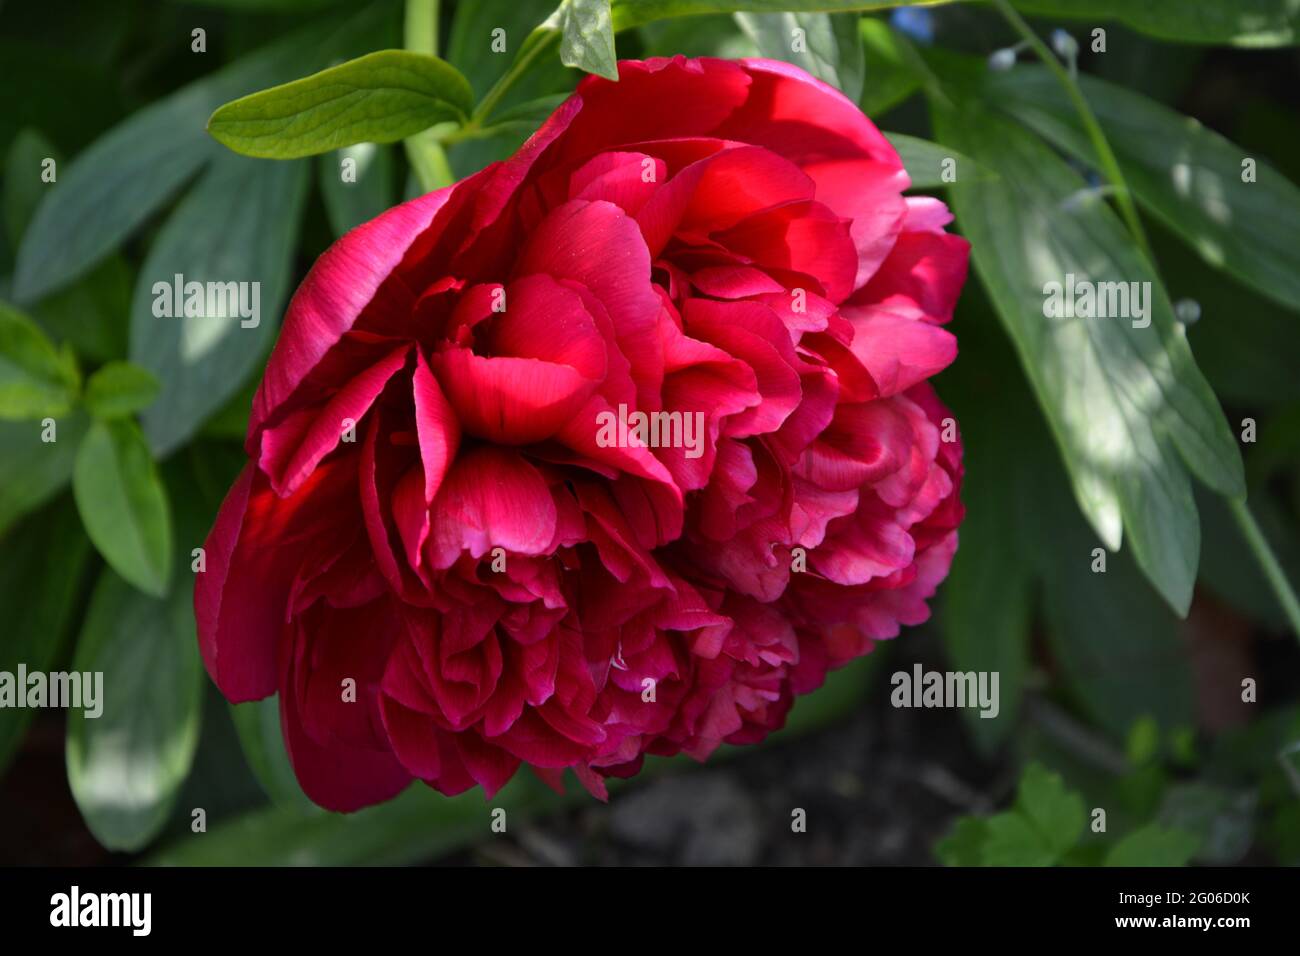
[1,0,1298,866]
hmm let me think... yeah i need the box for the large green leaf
[940,413,1033,752]
[884,132,987,190]
[65,568,202,852]
[735,10,864,100]
[859,18,924,117]
[11,9,394,303]
[73,418,173,598]
[208,51,474,160]
[130,152,309,456]
[319,144,396,238]
[0,301,80,419]
[933,95,1243,615]
[0,501,91,776]
[611,1,937,32]
[986,66,1300,313]
[3,129,58,248]
[0,411,88,534]
[1012,0,1300,47]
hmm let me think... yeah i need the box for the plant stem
[403,0,437,56]
[403,0,450,192]
[990,0,1154,265]
[1228,497,1300,640]
[472,28,560,126]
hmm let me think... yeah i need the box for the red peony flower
[196,57,969,811]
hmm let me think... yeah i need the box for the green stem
[403,0,437,56]
[1228,498,1300,640]
[403,0,450,192]
[990,0,1154,265]
[472,28,560,126]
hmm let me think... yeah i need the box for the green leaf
[130,151,309,456]
[1104,824,1200,866]
[83,361,160,420]
[735,11,865,101]
[611,1,932,32]
[1012,0,1300,47]
[12,9,394,303]
[859,18,924,117]
[1125,716,1161,767]
[3,129,59,247]
[884,133,987,190]
[73,418,172,597]
[207,50,473,160]
[0,501,91,775]
[933,95,1243,614]
[229,695,319,813]
[30,255,132,365]
[552,0,620,81]
[66,569,202,851]
[1041,516,1194,740]
[987,66,1300,313]
[981,811,1059,866]
[0,411,88,534]
[940,431,1031,752]
[0,301,80,419]
[319,143,396,238]
[1016,763,1086,857]
[935,816,989,866]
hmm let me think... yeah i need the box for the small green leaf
[735,11,864,101]
[66,569,202,851]
[207,50,474,160]
[1125,716,1161,767]
[0,300,80,419]
[884,133,987,190]
[1016,763,1086,857]
[935,816,989,867]
[1104,824,1200,867]
[982,811,1059,866]
[553,0,619,81]
[83,361,160,420]
[73,418,172,597]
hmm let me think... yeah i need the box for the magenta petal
[427,447,559,567]
[250,186,458,440]
[258,344,410,497]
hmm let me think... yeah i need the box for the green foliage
[0,300,80,419]
[83,361,160,420]
[73,418,173,597]
[934,91,1243,615]
[735,11,865,100]
[2,0,1298,868]
[208,51,474,159]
